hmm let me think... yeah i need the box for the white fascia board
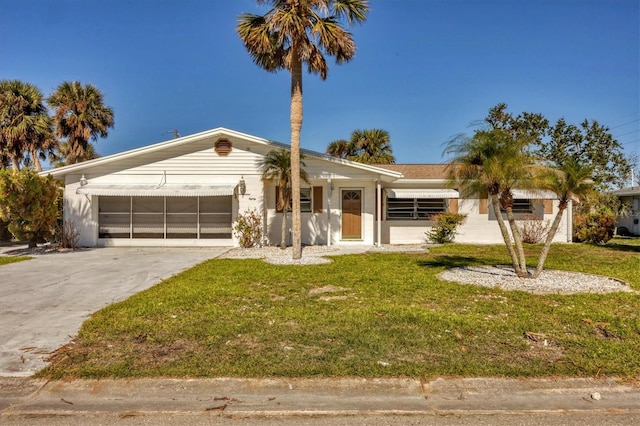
[41,127,403,180]
[41,127,233,177]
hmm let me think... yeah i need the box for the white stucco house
[43,127,572,247]
[611,186,640,236]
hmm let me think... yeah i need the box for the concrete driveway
[0,247,228,377]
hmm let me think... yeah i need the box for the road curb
[1,377,639,418]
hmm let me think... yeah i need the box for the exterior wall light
[80,174,88,186]
[238,176,246,197]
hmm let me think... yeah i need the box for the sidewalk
[2,377,639,418]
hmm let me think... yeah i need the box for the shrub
[425,213,467,244]
[517,215,550,244]
[574,213,616,245]
[56,221,80,249]
[0,169,60,248]
[233,208,263,248]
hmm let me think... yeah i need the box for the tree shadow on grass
[602,243,640,253]
[417,255,488,269]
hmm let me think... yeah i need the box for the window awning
[76,184,236,197]
[511,190,556,199]
[386,188,459,199]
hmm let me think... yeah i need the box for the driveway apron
[0,247,227,377]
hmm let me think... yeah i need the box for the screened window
[200,196,233,238]
[98,196,232,240]
[276,187,312,213]
[99,197,131,238]
[166,197,197,238]
[387,198,446,220]
[300,188,312,213]
[501,199,533,214]
[133,197,164,238]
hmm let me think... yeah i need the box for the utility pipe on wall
[376,179,382,248]
[327,177,332,246]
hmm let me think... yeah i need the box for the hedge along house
[44,128,572,247]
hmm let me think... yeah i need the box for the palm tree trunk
[11,156,20,171]
[290,47,303,260]
[532,200,567,278]
[29,149,42,172]
[280,211,287,249]
[504,207,529,276]
[490,195,526,277]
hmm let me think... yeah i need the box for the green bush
[425,212,467,243]
[0,169,61,248]
[233,208,263,248]
[574,213,616,245]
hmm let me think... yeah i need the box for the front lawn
[40,240,640,380]
[0,255,31,266]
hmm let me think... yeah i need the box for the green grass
[0,255,31,266]
[39,238,640,380]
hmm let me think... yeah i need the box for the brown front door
[341,190,362,239]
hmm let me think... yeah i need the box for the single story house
[610,186,640,236]
[43,127,572,247]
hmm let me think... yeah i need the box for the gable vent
[214,138,232,156]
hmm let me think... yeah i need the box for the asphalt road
[3,412,639,426]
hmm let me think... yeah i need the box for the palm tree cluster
[238,0,369,259]
[326,128,395,164]
[0,79,113,171]
[446,104,595,279]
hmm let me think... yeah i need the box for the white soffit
[386,188,459,199]
[76,184,236,197]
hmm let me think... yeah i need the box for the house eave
[392,179,450,184]
[41,127,404,180]
[609,186,640,197]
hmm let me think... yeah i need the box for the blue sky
[1,0,639,165]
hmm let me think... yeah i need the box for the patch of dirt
[522,331,566,362]
[308,285,347,296]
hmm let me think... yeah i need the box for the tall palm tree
[0,80,54,171]
[48,81,114,165]
[326,138,355,159]
[260,149,309,249]
[27,130,58,172]
[350,128,395,164]
[51,141,101,168]
[326,129,395,164]
[238,0,368,259]
[531,159,593,278]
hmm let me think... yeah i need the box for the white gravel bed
[438,266,635,295]
[219,245,340,265]
[367,244,429,253]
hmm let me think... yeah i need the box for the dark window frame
[500,199,534,214]
[276,187,313,213]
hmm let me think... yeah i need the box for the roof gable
[43,127,403,180]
